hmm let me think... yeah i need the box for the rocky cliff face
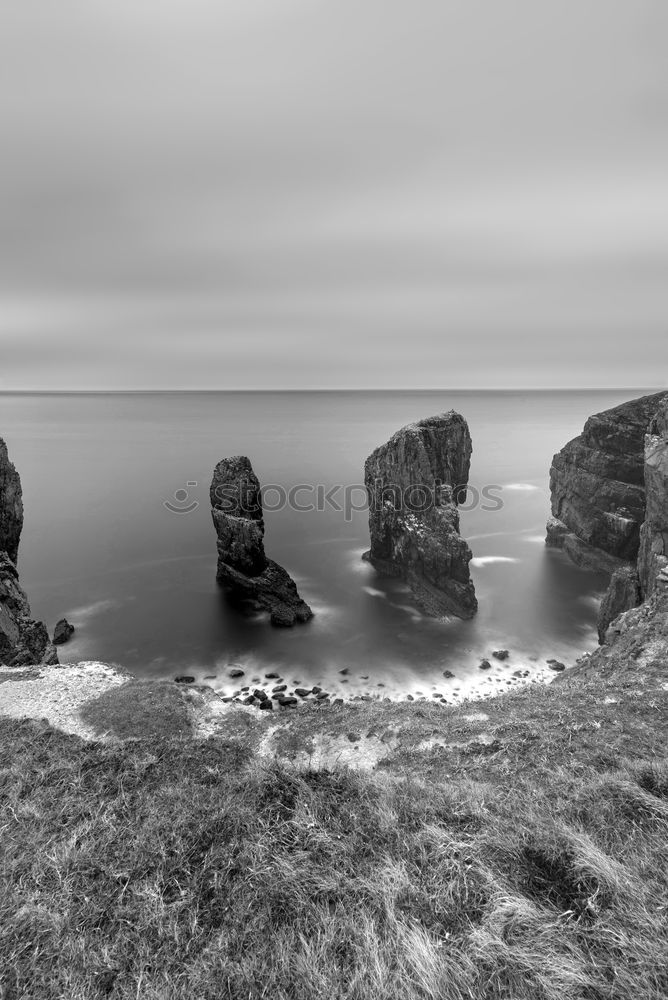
[559,579,668,690]
[0,437,23,565]
[210,456,312,627]
[637,397,668,600]
[364,412,477,619]
[546,391,667,573]
[0,437,57,666]
[545,392,668,643]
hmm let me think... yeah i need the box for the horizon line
[0,386,664,395]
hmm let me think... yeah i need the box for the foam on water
[471,556,520,567]
[0,387,637,692]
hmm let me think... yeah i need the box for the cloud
[1,1,667,388]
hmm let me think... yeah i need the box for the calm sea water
[0,390,647,700]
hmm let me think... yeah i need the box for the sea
[0,389,651,702]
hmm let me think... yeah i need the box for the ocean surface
[0,389,650,701]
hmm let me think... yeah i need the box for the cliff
[364,412,477,618]
[546,391,668,643]
[210,456,312,627]
[637,397,668,599]
[0,437,57,666]
[0,437,23,565]
[546,391,667,573]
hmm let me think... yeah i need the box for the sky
[1,0,667,390]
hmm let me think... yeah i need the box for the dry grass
[1,677,667,1000]
[79,679,195,740]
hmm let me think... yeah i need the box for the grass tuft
[79,679,195,739]
[1,661,667,999]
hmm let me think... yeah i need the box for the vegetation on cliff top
[1,653,667,1000]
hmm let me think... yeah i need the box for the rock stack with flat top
[363,411,477,619]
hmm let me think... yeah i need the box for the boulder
[53,618,75,645]
[363,412,477,618]
[210,456,312,627]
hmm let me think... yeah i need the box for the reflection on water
[0,389,641,695]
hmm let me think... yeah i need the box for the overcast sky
[1,0,667,389]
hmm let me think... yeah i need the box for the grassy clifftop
[1,597,667,1000]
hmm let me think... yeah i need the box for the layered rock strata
[637,397,668,599]
[363,412,477,619]
[545,391,668,642]
[546,391,667,572]
[1,437,58,666]
[210,456,312,627]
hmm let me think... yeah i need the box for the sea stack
[1,436,58,666]
[363,412,477,619]
[210,456,313,626]
[545,391,668,641]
